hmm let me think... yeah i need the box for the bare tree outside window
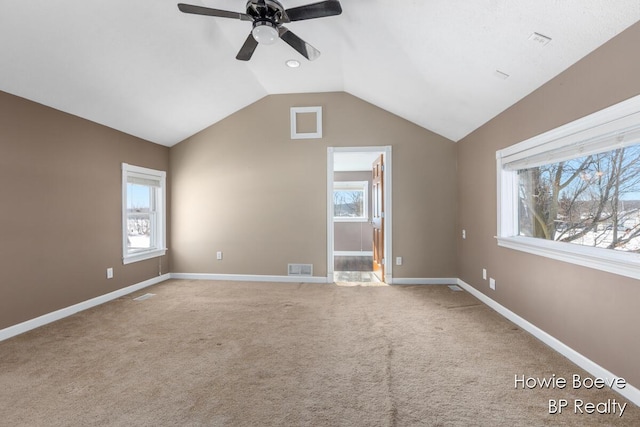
[334,190,364,218]
[333,181,368,220]
[518,144,640,252]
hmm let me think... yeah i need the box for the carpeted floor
[0,279,637,426]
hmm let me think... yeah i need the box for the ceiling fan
[177,0,342,61]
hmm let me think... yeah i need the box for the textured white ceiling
[1,1,639,146]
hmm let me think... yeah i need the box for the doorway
[327,146,392,284]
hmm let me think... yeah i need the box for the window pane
[334,190,364,218]
[518,144,640,252]
[126,183,153,252]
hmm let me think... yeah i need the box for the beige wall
[457,21,640,387]
[0,91,170,330]
[170,92,457,279]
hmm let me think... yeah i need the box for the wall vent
[288,263,313,276]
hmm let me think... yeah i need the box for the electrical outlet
[462,229,466,239]
[483,268,487,280]
[396,256,403,266]
[216,251,223,260]
[106,268,113,279]
[489,278,496,290]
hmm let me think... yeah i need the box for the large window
[122,163,166,264]
[517,146,640,250]
[333,181,368,222]
[496,94,640,279]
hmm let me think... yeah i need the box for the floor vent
[288,263,313,276]
[133,293,156,301]
[448,285,463,292]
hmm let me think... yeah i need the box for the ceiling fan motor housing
[246,0,286,23]
[247,0,285,44]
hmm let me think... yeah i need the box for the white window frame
[122,163,167,265]
[496,94,640,280]
[333,180,369,222]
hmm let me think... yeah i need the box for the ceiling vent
[494,70,510,80]
[529,32,552,46]
[288,263,313,276]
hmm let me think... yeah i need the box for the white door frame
[327,146,393,283]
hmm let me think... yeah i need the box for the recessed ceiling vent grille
[288,263,313,276]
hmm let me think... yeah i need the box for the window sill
[123,248,166,265]
[334,218,369,223]
[496,236,640,280]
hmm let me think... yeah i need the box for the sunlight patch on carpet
[133,293,156,301]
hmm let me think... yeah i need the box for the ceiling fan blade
[236,33,259,61]
[177,3,253,21]
[278,27,321,61]
[284,0,342,22]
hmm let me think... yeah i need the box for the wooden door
[372,154,384,281]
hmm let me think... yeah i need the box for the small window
[333,181,368,222]
[496,94,640,279]
[122,163,166,264]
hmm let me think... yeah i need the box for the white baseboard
[456,278,640,407]
[0,274,171,342]
[171,274,456,286]
[171,272,329,284]
[391,277,458,285]
[174,274,457,286]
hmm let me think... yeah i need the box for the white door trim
[327,146,393,283]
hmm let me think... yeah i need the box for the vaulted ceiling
[2,1,639,146]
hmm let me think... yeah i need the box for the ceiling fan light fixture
[252,21,279,45]
[285,59,300,68]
